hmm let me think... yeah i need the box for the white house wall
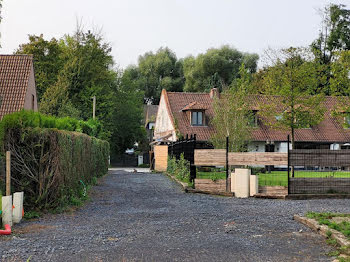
[248,141,289,168]
[154,95,176,141]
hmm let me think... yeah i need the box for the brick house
[154,88,350,153]
[0,55,38,120]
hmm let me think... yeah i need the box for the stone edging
[293,215,350,248]
[165,173,234,196]
[165,173,190,191]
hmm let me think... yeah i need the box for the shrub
[167,154,191,183]
[3,127,109,210]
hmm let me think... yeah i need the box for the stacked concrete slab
[231,169,258,198]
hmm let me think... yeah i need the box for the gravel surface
[1,170,350,262]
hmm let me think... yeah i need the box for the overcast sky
[1,0,349,68]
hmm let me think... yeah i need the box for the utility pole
[92,96,96,120]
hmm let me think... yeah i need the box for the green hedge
[3,127,109,210]
[0,110,108,146]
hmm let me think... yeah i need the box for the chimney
[209,88,220,99]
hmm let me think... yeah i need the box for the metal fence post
[226,136,229,192]
[287,135,290,195]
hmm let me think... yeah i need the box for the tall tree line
[16,30,144,157]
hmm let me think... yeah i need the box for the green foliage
[124,47,184,103]
[110,70,145,156]
[210,64,252,151]
[0,111,106,145]
[311,4,350,65]
[23,210,41,220]
[167,154,191,184]
[183,45,259,92]
[16,35,65,101]
[3,126,109,211]
[257,48,326,148]
[330,50,350,96]
[306,212,350,240]
[17,29,143,157]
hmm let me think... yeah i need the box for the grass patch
[307,212,350,240]
[196,170,350,186]
[197,171,226,181]
[257,171,350,187]
[307,212,350,260]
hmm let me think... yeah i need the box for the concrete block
[13,192,24,224]
[250,175,258,196]
[231,172,235,193]
[234,169,251,198]
[2,196,13,227]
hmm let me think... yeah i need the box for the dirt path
[1,170,350,262]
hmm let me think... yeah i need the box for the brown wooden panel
[229,152,288,166]
[194,178,226,192]
[290,149,350,167]
[194,150,287,166]
[194,149,226,166]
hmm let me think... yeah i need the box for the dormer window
[191,111,203,126]
[181,101,207,127]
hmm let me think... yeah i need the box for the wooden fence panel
[194,149,287,166]
[289,149,350,167]
[194,149,226,166]
[229,152,288,166]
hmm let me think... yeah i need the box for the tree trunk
[291,127,295,177]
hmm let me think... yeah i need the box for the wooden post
[92,96,96,120]
[226,136,229,192]
[6,151,11,196]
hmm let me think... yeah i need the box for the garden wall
[194,179,226,193]
[3,127,109,210]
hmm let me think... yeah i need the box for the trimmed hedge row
[0,111,106,145]
[3,127,109,210]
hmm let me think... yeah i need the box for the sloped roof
[181,101,208,111]
[164,90,350,143]
[166,91,215,141]
[143,104,159,127]
[251,95,350,143]
[0,55,34,120]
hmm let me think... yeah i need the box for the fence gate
[288,149,350,195]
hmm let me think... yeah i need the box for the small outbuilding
[0,55,38,120]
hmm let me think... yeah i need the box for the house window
[191,111,203,126]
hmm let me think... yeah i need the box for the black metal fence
[288,147,350,195]
[0,156,5,194]
[168,134,214,181]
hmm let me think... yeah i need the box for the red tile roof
[164,90,350,143]
[181,101,208,111]
[0,55,34,120]
[166,91,216,141]
[143,104,159,127]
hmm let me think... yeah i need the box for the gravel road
[1,170,350,262]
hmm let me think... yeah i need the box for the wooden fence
[194,149,288,166]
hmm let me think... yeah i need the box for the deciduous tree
[210,65,253,152]
[183,45,258,93]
